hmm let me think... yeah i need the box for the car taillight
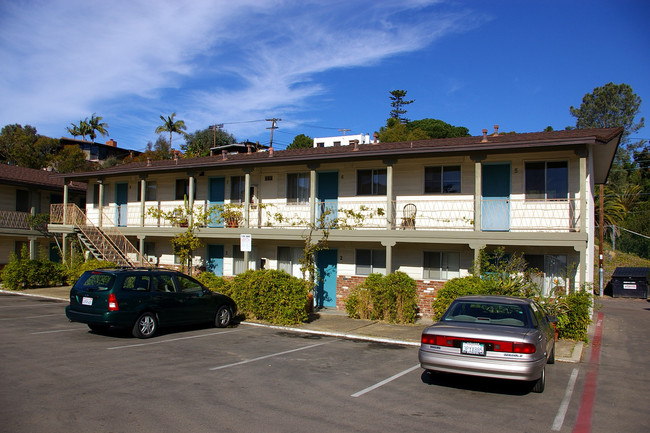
[513,342,536,354]
[421,334,536,354]
[108,293,119,311]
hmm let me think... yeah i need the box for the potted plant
[221,203,243,228]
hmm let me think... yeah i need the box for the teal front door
[316,249,337,308]
[481,163,510,231]
[115,183,128,227]
[317,172,338,226]
[208,177,225,227]
[207,244,224,276]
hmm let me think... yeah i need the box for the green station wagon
[65,268,237,338]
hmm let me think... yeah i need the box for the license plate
[82,297,93,306]
[461,342,485,356]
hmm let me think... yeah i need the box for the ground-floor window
[277,246,303,278]
[423,251,460,280]
[525,254,568,295]
[355,249,386,275]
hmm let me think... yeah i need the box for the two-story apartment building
[0,164,86,267]
[49,127,622,317]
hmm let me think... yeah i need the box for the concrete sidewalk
[1,285,582,361]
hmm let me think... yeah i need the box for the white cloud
[0,0,476,142]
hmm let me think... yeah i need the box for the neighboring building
[210,141,269,156]
[313,133,375,148]
[0,164,86,268]
[59,137,140,163]
[48,127,622,317]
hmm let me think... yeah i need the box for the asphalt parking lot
[0,293,601,433]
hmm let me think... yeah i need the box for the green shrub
[195,272,232,296]
[0,248,67,290]
[230,269,309,325]
[432,276,485,320]
[66,258,117,285]
[345,271,418,324]
[556,291,592,341]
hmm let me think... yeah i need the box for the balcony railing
[52,197,581,233]
[0,210,31,230]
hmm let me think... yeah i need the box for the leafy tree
[155,113,187,150]
[287,134,313,150]
[406,118,470,139]
[87,113,109,142]
[377,117,469,143]
[570,83,646,191]
[182,126,236,157]
[51,145,95,173]
[0,124,60,169]
[389,89,414,123]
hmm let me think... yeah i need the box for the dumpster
[610,267,649,298]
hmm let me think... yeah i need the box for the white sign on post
[240,234,252,252]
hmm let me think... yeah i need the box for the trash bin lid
[611,267,649,279]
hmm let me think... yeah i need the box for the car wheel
[531,366,545,393]
[133,312,157,338]
[215,306,232,328]
[548,342,556,364]
[88,324,109,333]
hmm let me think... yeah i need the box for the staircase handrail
[100,209,152,267]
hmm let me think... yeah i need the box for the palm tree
[155,113,187,150]
[67,119,91,141]
[88,113,109,142]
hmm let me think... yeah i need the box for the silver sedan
[419,295,556,393]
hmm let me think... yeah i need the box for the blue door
[481,163,510,231]
[207,244,224,276]
[208,177,225,227]
[316,249,337,308]
[115,183,128,227]
[317,172,338,226]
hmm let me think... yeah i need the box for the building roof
[58,127,623,184]
[0,163,87,192]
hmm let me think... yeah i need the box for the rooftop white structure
[313,133,375,147]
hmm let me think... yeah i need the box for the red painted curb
[572,311,604,433]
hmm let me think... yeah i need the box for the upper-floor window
[16,189,29,212]
[230,176,245,203]
[137,181,157,201]
[287,173,310,203]
[175,179,196,201]
[355,249,386,275]
[525,161,568,199]
[423,251,460,280]
[425,166,461,194]
[357,169,387,195]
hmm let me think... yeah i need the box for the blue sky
[1,0,648,152]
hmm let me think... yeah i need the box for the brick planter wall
[335,275,445,319]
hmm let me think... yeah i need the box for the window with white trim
[525,161,568,199]
[423,251,460,280]
[355,249,386,275]
[287,173,310,203]
[424,166,461,194]
[357,169,387,195]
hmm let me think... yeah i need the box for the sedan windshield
[442,301,529,327]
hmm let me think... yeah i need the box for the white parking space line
[210,341,330,371]
[0,313,61,320]
[351,364,421,398]
[0,304,63,309]
[552,368,579,431]
[31,328,86,334]
[107,329,241,350]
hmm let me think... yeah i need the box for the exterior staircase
[50,204,150,268]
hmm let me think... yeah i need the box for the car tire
[88,324,109,333]
[548,343,556,364]
[531,366,545,393]
[133,312,157,338]
[215,306,232,328]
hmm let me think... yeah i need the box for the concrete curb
[0,289,67,302]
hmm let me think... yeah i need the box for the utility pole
[209,124,223,148]
[266,118,281,149]
[338,128,351,136]
[599,183,604,297]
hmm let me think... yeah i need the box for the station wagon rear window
[74,272,115,292]
[442,301,529,327]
